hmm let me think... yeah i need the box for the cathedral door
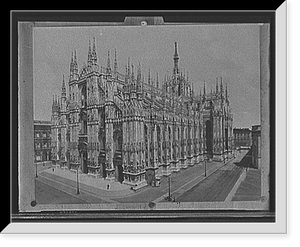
[113,151,123,183]
[145,169,156,186]
[225,128,229,151]
[205,120,213,158]
[98,151,106,178]
[115,162,124,183]
[82,152,88,173]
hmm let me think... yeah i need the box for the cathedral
[50,38,234,189]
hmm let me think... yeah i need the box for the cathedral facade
[50,39,233,189]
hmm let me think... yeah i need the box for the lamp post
[76,166,80,195]
[204,156,207,177]
[35,160,38,178]
[168,175,171,199]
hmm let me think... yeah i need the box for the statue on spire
[92,37,97,64]
[73,50,78,73]
[87,40,92,66]
[62,75,66,97]
[127,57,131,76]
[131,64,134,82]
[70,51,74,75]
[136,62,142,93]
[148,68,151,85]
[225,83,228,99]
[114,49,118,74]
[106,50,111,75]
[220,76,223,96]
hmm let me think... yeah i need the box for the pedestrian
[107,184,110,190]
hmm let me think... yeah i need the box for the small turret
[52,94,60,115]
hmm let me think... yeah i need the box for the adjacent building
[233,128,252,150]
[50,39,234,189]
[34,120,52,162]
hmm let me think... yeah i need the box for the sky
[33,24,260,128]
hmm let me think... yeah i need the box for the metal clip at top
[123,16,164,26]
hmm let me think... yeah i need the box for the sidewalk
[231,168,261,201]
[175,158,243,202]
[39,168,134,198]
[153,161,226,203]
[115,153,244,203]
[37,151,247,204]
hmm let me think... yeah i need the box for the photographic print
[14,11,282,226]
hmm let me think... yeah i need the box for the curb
[224,167,247,202]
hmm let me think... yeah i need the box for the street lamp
[204,157,207,177]
[76,166,80,195]
[168,175,171,199]
[35,161,38,178]
[165,175,174,202]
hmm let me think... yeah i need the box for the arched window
[81,85,87,107]
[157,125,161,162]
[157,125,161,143]
[113,129,122,153]
[144,124,148,143]
[144,124,148,166]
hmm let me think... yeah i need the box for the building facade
[34,120,52,162]
[251,125,261,169]
[51,39,233,189]
[233,128,252,150]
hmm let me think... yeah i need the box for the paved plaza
[35,150,253,204]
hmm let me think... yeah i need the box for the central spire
[173,42,179,75]
[174,41,178,57]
